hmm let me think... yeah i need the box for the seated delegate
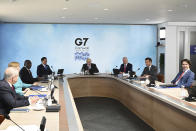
[141,57,157,80]
[81,58,99,75]
[119,57,133,74]
[20,60,38,84]
[171,59,195,101]
[0,67,39,118]
[37,57,52,77]
[8,62,35,95]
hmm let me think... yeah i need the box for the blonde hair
[8,62,20,68]
[86,58,91,63]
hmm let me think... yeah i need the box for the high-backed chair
[0,115,5,125]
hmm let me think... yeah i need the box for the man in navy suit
[81,58,99,75]
[171,59,195,87]
[171,59,195,101]
[37,57,52,77]
[119,57,133,74]
[0,67,39,117]
[141,57,157,80]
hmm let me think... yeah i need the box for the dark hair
[181,59,191,66]
[24,60,32,66]
[145,57,152,62]
[41,57,47,61]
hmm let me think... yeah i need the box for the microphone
[50,66,54,72]
[136,68,141,72]
[135,68,141,75]
[5,115,25,131]
[51,66,55,75]
[130,68,141,78]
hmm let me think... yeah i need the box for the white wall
[158,22,196,83]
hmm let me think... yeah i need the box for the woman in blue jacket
[8,62,37,95]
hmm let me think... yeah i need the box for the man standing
[0,67,39,117]
[119,57,133,74]
[37,57,52,77]
[141,57,157,80]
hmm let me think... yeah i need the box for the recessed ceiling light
[62,8,68,10]
[168,9,173,12]
[94,17,99,20]
[104,8,109,11]
[184,4,188,8]
[61,16,65,19]
[145,18,150,21]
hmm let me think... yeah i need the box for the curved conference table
[1,74,196,131]
[64,74,196,131]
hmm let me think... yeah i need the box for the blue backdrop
[0,24,157,79]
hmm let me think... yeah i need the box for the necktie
[175,72,184,84]
[124,64,126,72]
[11,85,15,91]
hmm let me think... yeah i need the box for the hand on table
[33,82,39,86]
[29,96,39,105]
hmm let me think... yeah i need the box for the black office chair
[0,115,5,125]
[185,86,196,102]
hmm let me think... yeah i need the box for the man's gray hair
[4,67,19,81]
[123,57,128,59]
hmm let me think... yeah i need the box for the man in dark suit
[171,59,195,101]
[37,57,52,77]
[119,57,133,74]
[0,67,39,117]
[20,60,38,84]
[141,57,157,80]
[81,58,99,75]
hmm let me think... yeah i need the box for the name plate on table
[159,84,179,88]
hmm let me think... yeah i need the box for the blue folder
[30,86,44,90]
[29,94,47,98]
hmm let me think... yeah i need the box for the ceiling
[0,0,196,24]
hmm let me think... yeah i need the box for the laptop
[113,69,119,75]
[57,69,64,76]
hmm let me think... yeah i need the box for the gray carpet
[74,97,154,131]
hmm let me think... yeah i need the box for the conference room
[0,0,196,131]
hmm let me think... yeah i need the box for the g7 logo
[75,38,89,46]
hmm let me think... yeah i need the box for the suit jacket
[171,70,195,88]
[20,67,38,84]
[37,64,52,77]
[141,65,157,80]
[81,63,99,74]
[119,63,133,73]
[0,80,29,116]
